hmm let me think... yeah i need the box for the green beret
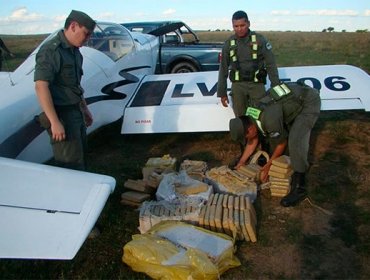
[67,10,96,32]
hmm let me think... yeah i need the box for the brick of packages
[124,179,154,193]
[268,169,293,179]
[269,164,292,174]
[243,209,257,242]
[175,182,209,195]
[271,155,291,169]
[214,194,224,233]
[121,191,151,203]
[239,209,250,242]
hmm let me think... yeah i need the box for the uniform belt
[233,75,254,82]
[55,103,81,112]
[240,70,254,80]
[236,71,262,83]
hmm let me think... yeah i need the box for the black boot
[280,172,307,207]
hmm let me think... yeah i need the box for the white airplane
[0,22,157,260]
[122,64,370,134]
[0,21,369,260]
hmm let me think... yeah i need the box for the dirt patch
[211,111,369,279]
[94,111,370,279]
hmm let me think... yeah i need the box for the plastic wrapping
[205,166,257,202]
[156,171,213,202]
[123,221,240,280]
[138,199,204,233]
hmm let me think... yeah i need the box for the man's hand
[234,160,245,170]
[260,161,272,183]
[83,108,93,127]
[81,101,93,127]
[221,96,229,107]
[51,120,65,142]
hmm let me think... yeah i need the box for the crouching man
[230,82,321,207]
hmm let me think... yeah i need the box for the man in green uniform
[217,10,280,117]
[34,10,96,170]
[0,37,15,71]
[230,82,321,207]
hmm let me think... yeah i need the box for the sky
[0,0,369,35]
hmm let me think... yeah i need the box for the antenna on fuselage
[3,57,15,86]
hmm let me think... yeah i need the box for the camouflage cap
[67,10,96,32]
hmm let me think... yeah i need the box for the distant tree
[327,27,334,32]
[356,29,368,33]
[322,29,327,32]
[342,30,346,32]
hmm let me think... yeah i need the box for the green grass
[198,31,370,73]
[2,31,370,73]
[0,34,47,71]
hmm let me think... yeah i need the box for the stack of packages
[236,150,270,183]
[268,155,293,197]
[121,155,176,207]
[126,157,260,243]
[237,164,261,182]
[138,199,202,233]
[198,193,257,242]
[138,159,210,233]
[206,166,258,202]
[179,159,208,181]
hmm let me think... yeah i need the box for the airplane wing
[0,22,149,260]
[121,64,370,134]
[0,157,116,259]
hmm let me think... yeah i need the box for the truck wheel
[171,62,199,73]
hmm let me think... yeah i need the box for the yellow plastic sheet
[123,221,241,280]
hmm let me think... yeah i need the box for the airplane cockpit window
[85,22,135,61]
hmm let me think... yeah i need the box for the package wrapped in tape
[179,159,208,181]
[268,155,293,197]
[138,198,204,233]
[145,154,176,169]
[205,166,257,202]
[156,171,213,202]
[142,155,177,184]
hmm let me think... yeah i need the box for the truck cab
[122,21,223,74]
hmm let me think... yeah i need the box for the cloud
[163,8,176,16]
[271,10,291,16]
[95,12,115,21]
[8,7,44,22]
[54,15,67,22]
[297,10,358,16]
[0,7,60,34]
[188,17,230,31]
[270,9,359,17]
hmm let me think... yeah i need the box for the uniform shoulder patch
[266,42,272,50]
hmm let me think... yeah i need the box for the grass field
[1,31,370,279]
[198,31,370,73]
[1,31,370,73]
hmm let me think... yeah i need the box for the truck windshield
[85,22,135,61]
